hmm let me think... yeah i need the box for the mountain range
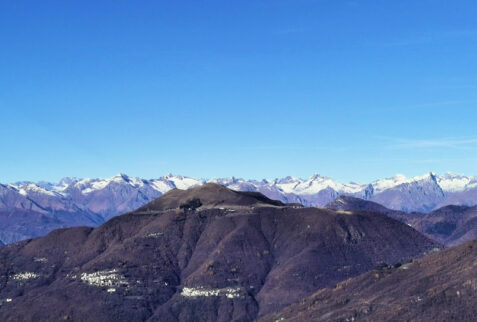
[0,184,440,321]
[2,172,477,244]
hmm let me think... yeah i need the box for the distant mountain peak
[112,173,130,182]
[309,173,324,180]
[416,172,437,182]
[392,174,407,180]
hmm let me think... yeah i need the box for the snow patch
[371,174,413,193]
[274,174,365,195]
[15,183,59,197]
[437,173,477,192]
[164,175,204,190]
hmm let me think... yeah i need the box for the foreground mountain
[2,172,477,244]
[261,237,477,322]
[0,184,439,321]
[327,196,477,247]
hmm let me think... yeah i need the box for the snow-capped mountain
[369,173,446,213]
[1,172,477,244]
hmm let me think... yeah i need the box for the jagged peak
[309,173,326,180]
[112,173,130,181]
[413,172,437,181]
[275,176,300,184]
[58,177,79,185]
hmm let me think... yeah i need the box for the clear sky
[2,0,477,183]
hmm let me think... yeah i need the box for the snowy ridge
[2,172,477,245]
[4,172,477,216]
[436,173,477,192]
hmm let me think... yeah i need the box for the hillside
[0,184,439,321]
[327,196,477,246]
[261,237,477,322]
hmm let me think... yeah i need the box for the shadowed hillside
[327,196,477,246]
[261,237,477,322]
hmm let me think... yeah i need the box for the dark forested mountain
[0,184,439,321]
[261,237,477,322]
[327,196,477,246]
[407,204,477,247]
[326,195,406,219]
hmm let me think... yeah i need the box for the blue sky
[1,0,477,183]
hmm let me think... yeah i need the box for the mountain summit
[137,183,285,212]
